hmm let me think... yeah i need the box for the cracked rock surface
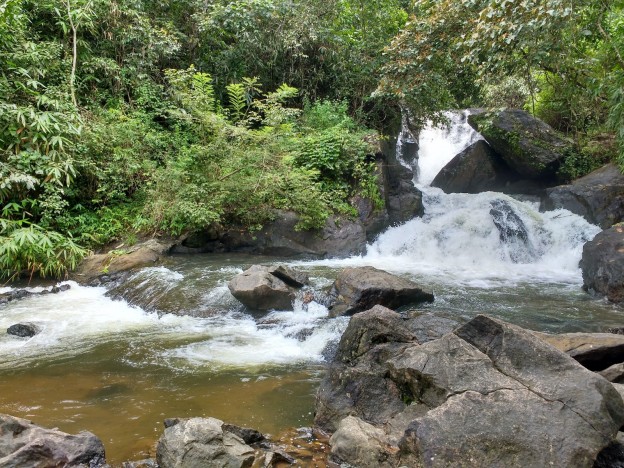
[315,308,624,467]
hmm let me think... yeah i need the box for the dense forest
[1,0,622,279]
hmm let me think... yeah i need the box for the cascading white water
[415,110,482,186]
[0,270,346,370]
[363,110,601,284]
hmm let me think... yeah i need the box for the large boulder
[156,417,255,468]
[581,225,624,303]
[0,413,106,467]
[468,109,573,179]
[228,265,308,311]
[432,140,516,193]
[542,164,624,229]
[326,267,434,317]
[316,312,624,467]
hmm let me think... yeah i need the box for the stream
[1,112,622,465]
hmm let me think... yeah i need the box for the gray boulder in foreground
[327,267,434,317]
[156,417,255,468]
[315,310,624,467]
[0,413,106,467]
[581,225,624,303]
[228,265,309,311]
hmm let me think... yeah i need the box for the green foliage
[0,217,87,280]
[482,76,530,110]
[145,84,378,234]
[380,0,624,163]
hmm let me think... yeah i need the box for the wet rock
[72,238,174,284]
[542,164,624,229]
[0,289,32,305]
[51,284,71,293]
[432,140,516,193]
[581,225,624,303]
[489,199,534,262]
[534,330,624,371]
[156,417,255,468]
[381,154,424,226]
[0,413,106,467]
[468,109,572,179]
[316,314,624,467]
[228,265,308,311]
[327,267,434,317]
[6,323,40,338]
[222,423,265,445]
[122,459,157,468]
[263,449,296,466]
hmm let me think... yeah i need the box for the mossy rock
[468,109,574,179]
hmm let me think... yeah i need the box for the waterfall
[416,110,483,186]
[363,110,601,284]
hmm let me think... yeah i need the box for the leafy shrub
[0,218,87,280]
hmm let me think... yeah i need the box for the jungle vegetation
[0,0,622,279]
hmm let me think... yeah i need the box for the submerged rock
[0,283,71,305]
[468,109,572,179]
[581,225,624,303]
[6,322,40,338]
[228,265,309,311]
[316,312,624,467]
[0,413,106,467]
[542,163,624,229]
[327,267,434,317]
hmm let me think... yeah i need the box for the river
[1,112,621,464]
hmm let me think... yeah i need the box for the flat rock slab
[0,413,106,467]
[327,267,434,317]
[72,239,173,284]
[534,330,624,371]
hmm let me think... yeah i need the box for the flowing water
[1,112,622,464]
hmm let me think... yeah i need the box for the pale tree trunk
[67,0,78,107]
